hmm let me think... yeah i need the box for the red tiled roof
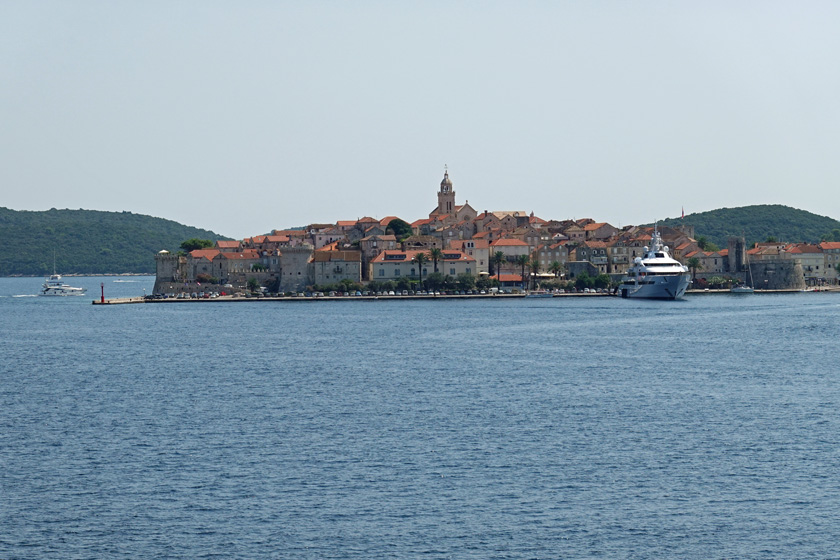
[820,242,840,250]
[788,244,823,254]
[491,238,528,247]
[190,249,220,261]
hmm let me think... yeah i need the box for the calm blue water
[2,277,840,559]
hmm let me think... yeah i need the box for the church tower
[436,167,456,216]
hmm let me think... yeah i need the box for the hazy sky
[3,1,840,239]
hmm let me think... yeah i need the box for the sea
[2,276,840,559]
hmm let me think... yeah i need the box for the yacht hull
[620,274,690,300]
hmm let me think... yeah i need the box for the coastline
[93,287,840,305]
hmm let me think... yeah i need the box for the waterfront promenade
[92,287,839,305]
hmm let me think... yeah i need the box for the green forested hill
[0,208,231,275]
[656,205,840,248]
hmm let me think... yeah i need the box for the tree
[181,238,214,252]
[686,256,702,283]
[529,257,541,290]
[574,272,595,290]
[247,277,260,292]
[428,248,443,273]
[515,254,530,290]
[493,251,507,283]
[425,272,445,291]
[594,274,612,289]
[455,273,476,291]
[387,218,413,241]
[413,252,429,290]
[549,261,563,278]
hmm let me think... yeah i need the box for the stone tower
[436,168,455,216]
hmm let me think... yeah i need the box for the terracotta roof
[819,242,840,250]
[491,238,529,247]
[379,216,400,227]
[336,220,357,227]
[788,244,823,254]
[583,222,608,231]
[216,240,240,249]
[362,234,396,242]
[190,249,220,261]
[496,274,523,282]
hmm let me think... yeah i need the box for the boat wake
[13,294,38,298]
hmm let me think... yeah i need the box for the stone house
[535,242,569,273]
[448,239,490,275]
[819,241,840,284]
[583,222,619,241]
[370,250,476,281]
[360,234,397,280]
[574,241,608,275]
[310,249,362,286]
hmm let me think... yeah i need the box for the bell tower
[437,166,455,216]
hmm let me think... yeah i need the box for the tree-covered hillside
[656,205,840,248]
[0,208,231,275]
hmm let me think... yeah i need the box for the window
[410,268,416,276]
[466,268,471,274]
[395,269,400,276]
[379,269,384,277]
[450,268,456,275]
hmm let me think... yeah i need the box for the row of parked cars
[145,291,221,300]
[290,289,493,297]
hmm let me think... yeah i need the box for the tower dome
[440,170,453,192]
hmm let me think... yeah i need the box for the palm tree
[515,254,530,291]
[686,256,702,283]
[493,251,506,284]
[428,247,443,274]
[549,261,563,278]
[529,257,541,290]
[413,252,429,290]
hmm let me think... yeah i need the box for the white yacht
[619,228,691,300]
[41,274,87,296]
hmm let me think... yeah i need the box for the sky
[3,1,840,240]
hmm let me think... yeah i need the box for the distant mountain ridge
[656,205,840,248]
[0,207,231,276]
